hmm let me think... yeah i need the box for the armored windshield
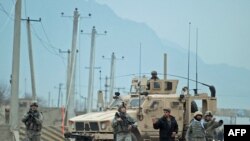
[109,98,123,108]
[109,97,145,108]
[129,98,145,107]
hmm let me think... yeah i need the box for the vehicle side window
[153,82,160,89]
[165,82,172,90]
[150,101,159,110]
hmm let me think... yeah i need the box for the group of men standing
[185,110,224,141]
[112,71,223,141]
[112,104,223,141]
[21,70,223,141]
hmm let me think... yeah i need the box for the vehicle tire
[191,101,198,113]
[75,137,94,141]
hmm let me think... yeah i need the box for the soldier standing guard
[185,111,206,141]
[203,111,223,141]
[22,101,43,141]
[112,104,137,141]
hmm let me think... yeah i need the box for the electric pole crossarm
[21,17,41,22]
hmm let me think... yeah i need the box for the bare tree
[0,83,10,105]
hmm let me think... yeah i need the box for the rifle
[115,112,135,125]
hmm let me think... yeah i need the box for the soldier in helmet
[150,70,159,80]
[22,101,43,141]
[112,104,137,141]
[185,111,206,141]
[203,111,223,141]
[147,70,160,89]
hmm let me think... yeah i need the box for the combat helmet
[193,111,203,117]
[204,111,213,117]
[151,71,157,76]
[118,104,126,112]
[30,100,38,107]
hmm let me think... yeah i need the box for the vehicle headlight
[100,121,110,130]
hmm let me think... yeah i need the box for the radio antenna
[195,28,199,95]
[138,42,144,121]
[187,22,191,94]
[139,43,142,80]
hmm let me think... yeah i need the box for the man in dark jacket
[152,108,178,141]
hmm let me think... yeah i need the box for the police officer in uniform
[22,101,43,141]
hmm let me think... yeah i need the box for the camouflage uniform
[22,102,43,141]
[185,111,206,141]
[203,111,223,141]
[112,106,137,141]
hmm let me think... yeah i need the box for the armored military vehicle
[64,75,217,141]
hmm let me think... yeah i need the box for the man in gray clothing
[185,111,206,141]
[22,101,43,141]
[203,111,223,141]
[112,104,137,141]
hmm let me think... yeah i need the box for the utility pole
[104,76,109,107]
[61,8,91,124]
[54,83,63,107]
[82,26,107,113]
[99,70,102,90]
[48,92,51,107]
[103,52,124,104]
[80,95,87,112]
[68,8,79,124]
[187,22,191,94]
[21,17,41,101]
[61,8,80,125]
[59,49,71,107]
[10,0,21,140]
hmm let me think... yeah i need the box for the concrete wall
[0,125,13,141]
[0,106,65,141]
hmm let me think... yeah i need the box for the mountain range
[2,0,249,109]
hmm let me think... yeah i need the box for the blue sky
[97,0,250,70]
[1,0,250,108]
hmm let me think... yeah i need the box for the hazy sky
[1,0,250,108]
[97,0,250,70]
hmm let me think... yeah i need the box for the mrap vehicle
[64,75,217,141]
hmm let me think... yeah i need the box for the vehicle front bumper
[64,132,114,140]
